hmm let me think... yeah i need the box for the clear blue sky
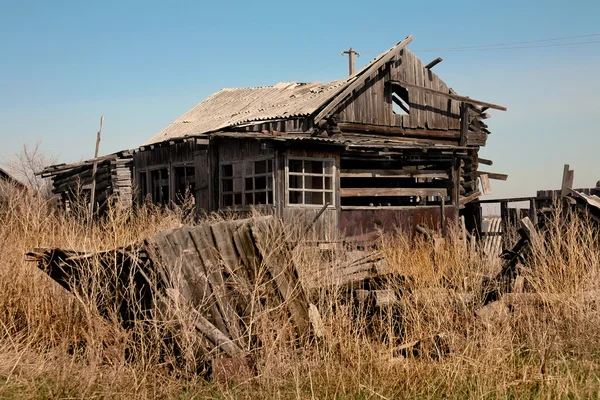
[1,0,599,199]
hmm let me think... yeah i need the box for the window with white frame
[287,157,335,206]
[221,158,274,207]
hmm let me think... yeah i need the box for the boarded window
[174,165,196,204]
[287,157,335,206]
[221,158,274,208]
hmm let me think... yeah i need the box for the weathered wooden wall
[334,49,461,132]
[134,141,204,168]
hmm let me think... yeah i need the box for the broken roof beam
[389,80,507,111]
[424,57,443,70]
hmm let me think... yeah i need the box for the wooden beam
[478,157,493,166]
[475,171,508,181]
[340,169,449,179]
[315,36,414,122]
[340,187,447,197]
[389,80,507,111]
[459,190,482,207]
[424,57,443,70]
[338,122,460,139]
[459,104,469,146]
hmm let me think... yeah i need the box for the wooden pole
[341,47,359,76]
[89,116,104,223]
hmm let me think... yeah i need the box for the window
[150,168,169,205]
[287,157,335,206]
[174,165,196,204]
[391,85,410,115]
[221,158,274,207]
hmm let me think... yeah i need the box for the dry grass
[1,184,600,399]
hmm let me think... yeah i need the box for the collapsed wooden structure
[466,165,600,250]
[39,151,133,213]
[28,216,311,358]
[40,35,507,236]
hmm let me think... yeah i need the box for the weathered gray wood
[315,36,413,123]
[519,217,539,243]
[480,174,492,195]
[152,231,195,303]
[390,80,507,111]
[340,169,449,179]
[475,171,508,181]
[210,221,240,276]
[561,164,574,197]
[340,187,447,197]
[192,311,244,357]
[251,218,309,337]
[188,225,242,342]
[459,190,482,207]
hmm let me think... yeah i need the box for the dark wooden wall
[133,141,204,168]
[335,49,461,131]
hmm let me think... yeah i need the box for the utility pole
[341,47,360,76]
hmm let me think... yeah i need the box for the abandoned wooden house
[41,36,507,237]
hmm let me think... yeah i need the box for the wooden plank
[480,174,492,195]
[152,231,195,303]
[210,221,240,276]
[459,190,482,207]
[475,171,508,181]
[165,228,210,308]
[192,312,244,357]
[561,164,574,197]
[337,122,460,139]
[478,157,493,166]
[459,103,469,146]
[188,225,242,342]
[251,218,309,337]
[232,220,260,283]
[390,80,507,111]
[315,36,413,123]
[340,169,449,179]
[340,187,447,197]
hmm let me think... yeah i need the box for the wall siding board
[332,49,460,134]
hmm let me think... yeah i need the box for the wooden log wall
[48,156,133,213]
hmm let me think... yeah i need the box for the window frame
[285,156,336,208]
[172,162,196,204]
[219,156,275,209]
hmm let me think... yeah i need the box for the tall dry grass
[1,184,600,399]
